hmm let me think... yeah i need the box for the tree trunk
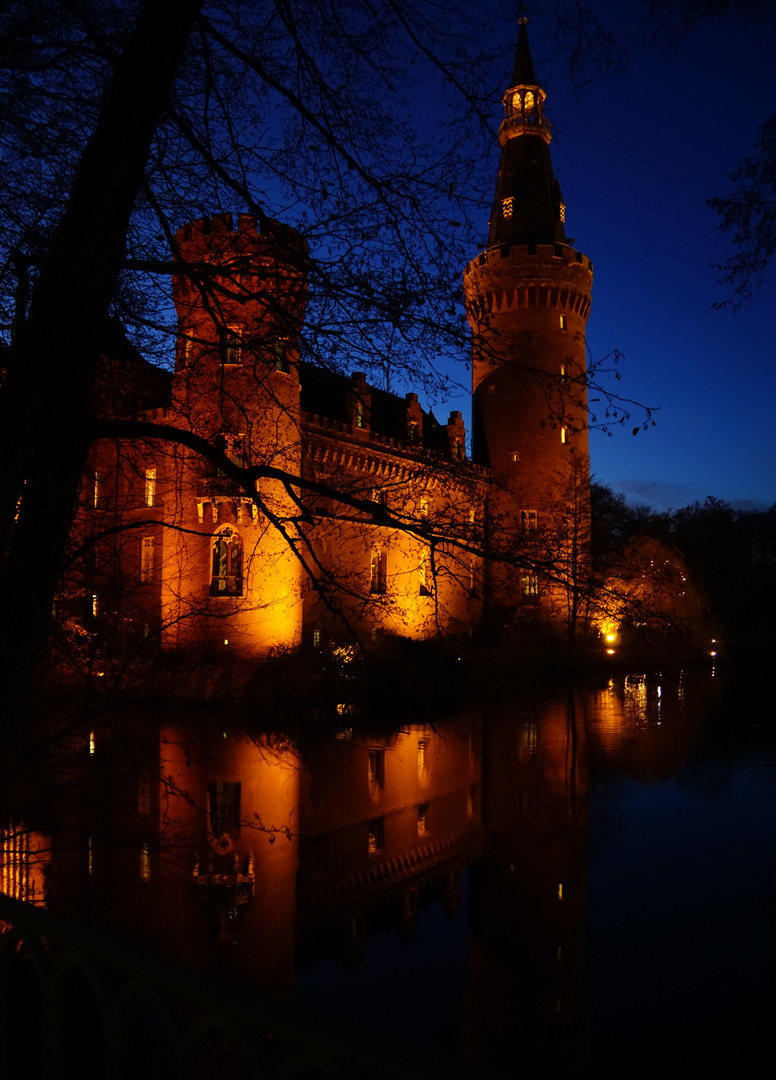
[0,0,202,772]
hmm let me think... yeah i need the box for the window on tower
[502,196,514,219]
[561,427,568,444]
[560,315,567,330]
[370,547,387,595]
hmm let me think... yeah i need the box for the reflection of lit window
[210,526,243,596]
[368,748,385,791]
[502,196,514,218]
[368,817,384,854]
[140,843,151,883]
[138,772,152,816]
[417,803,428,837]
[207,781,241,846]
[417,739,428,779]
[370,547,387,595]
[145,468,156,507]
[140,536,154,583]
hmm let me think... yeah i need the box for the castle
[71,22,592,663]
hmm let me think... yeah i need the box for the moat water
[4,660,775,1077]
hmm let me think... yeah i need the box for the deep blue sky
[452,7,776,512]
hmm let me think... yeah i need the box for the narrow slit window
[559,315,567,330]
[502,196,514,218]
[144,468,156,507]
[140,536,154,583]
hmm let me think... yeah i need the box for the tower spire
[488,18,566,248]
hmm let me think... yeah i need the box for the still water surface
[5,663,774,1078]
[291,665,776,1077]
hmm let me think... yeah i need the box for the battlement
[173,213,308,270]
[463,241,593,324]
[464,242,592,277]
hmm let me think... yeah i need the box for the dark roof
[511,20,538,86]
[300,362,452,454]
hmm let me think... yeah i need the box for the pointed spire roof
[511,18,537,86]
[487,18,567,249]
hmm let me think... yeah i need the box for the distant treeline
[591,484,776,649]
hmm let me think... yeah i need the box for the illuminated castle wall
[75,21,589,658]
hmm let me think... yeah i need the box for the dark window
[220,326,242,365]
[370,548,387,594]
[207,781,241,845]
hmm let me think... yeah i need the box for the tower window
[355,402,364,428]
[559,202,566,223]
[273,339,290,373]
[140,536,154,583]
[561,427,567,444]
[559,315,567,330]
[419,550,432,597]
[525,90,534,111]
[210,526,243,596]
[560,364,567,381]
[502,196,514,219]
[144,468,156,507]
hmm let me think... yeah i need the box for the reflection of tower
[461,690,589,1075]
[164,213,309,655]
[464,20,592,615]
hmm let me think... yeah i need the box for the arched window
[210,527,243,596]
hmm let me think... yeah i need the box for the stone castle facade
[70,23,592,661]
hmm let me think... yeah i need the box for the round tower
[163,213,309,657]
[464,20,592,621]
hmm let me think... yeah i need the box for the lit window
[420,497,428,521]
[521,574,539,601]
[419,551,432,597]
[559,202,566,223]
[511,90,521,112]
[559,315,567,330]
[144,468,156,507]
[93,471,100,508]
[181,336,193,367]
[525,90,534,111]
[560,364,567,381]
[561,427,567,444]
[511,451,519,464]
[417,803,429,837]
[140,536,154,583]
[210,526,243,596]
[92,594,99,618]
[502,196,514,218]
[368,749,385,791]
[469,558,476,592]
[313,629,322,648]
[355,402,364,428]
[220,325,242,365]
[370,547,387,595]
[520,509,538,531]
[408,420,419,444]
